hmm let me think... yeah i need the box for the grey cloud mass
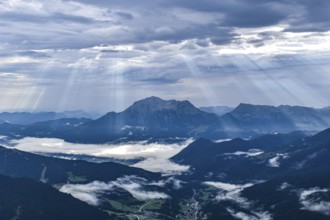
[0,0,329,112]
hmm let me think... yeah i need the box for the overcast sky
[0,0,330,112]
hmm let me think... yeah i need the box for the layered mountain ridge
[1,99,330,219]
[0,96,330,143]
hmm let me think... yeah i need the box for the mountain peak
[139,96,164,103]
[124,96,200,114]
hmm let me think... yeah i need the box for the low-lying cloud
[268,153,289,167]
[226,208,272,220]
[11,137,192,160]
[11,137,192,175]
[299,187,330,216]
[224,149,264,158]
[133,158,190,176]
[60,175,170,206]
[277,182,291,191]
[111,176,169,201]
[205,181,271,220]
[150,177,184,190]
[205,181,254,208]
[60,181,113,206]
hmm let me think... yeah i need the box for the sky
[0,0,330,112]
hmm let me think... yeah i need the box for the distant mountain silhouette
[76,96,219,143]
[226,103,296,133]
[0,97,330,143]
[199,106,234,116]
[0,110,100,125]
[222,103,330,133]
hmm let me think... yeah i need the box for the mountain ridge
[0,174,109,220]
[1,97,330,143]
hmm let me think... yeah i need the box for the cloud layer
[268,153,289,167]
[60,175,170,205]
[205,181,272,220]
[12,137,192,175]
[299,187,330,216]
[224,149,264,158]
[60,181,113,206]
[0,0,330,112]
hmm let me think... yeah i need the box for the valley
[2,1,330,218]
[1,97,330,219]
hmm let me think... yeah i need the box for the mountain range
[0,146,158,184]
[0,97,330,143]
[2,125,330,219]
[199,106,234,116]
[173,127,330,219]
[1,97,330,219]
[0,110,101,125]
[0,174,108,220]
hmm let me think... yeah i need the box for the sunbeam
[180,54,219,107]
